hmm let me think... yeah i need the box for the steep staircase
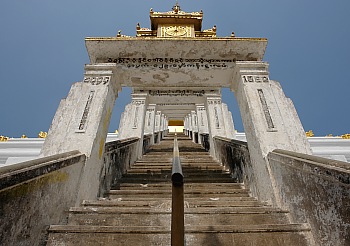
[47,133,313,245]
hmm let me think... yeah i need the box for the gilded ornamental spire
[135,3,218,38]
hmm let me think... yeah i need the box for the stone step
[143,151,208,155]
[133,162,220,166]
[118,177,235,183]
[88,196,258,203]
[108,193,251,199]
[128,167,225,171]
[47,224,311,246]
[131,162,222,166]
[109,190,247,197]
[108,191,251,199]
[126,169,229,174]
[82,199,266,208]
[121,172,232,178]
[109,188,249,195]
[68,209,290,227]
[118,182,244,189]
[114,185,247,192]
[136,158,214,162]
[69,206,287,214]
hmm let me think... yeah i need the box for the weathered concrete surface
[200,133,210,152]
[0,151,86,246]
[98,137,139,198]
[229,61,312,206]
[47,134,312,246]
[268,150,350,246]
[40,64,119,205]
[213,136,350,245]
[213,137,256,192]
[85,38,267,88]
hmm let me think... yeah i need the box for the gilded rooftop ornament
[38,131,47,138]
[172,1,181,13]
[0,136,9,141]
[136,3,221,38]
[306,130,314,137]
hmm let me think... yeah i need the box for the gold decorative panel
[160,25,192,38]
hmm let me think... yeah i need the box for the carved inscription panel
[207,99,222,104]
[257,89,276,131]
[77,90,94,132]
[242,75,269,83]
[149,90,204,97]
[83,76,111,85]
[107,57,234,70]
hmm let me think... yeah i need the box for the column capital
[231,61,270,93]
[84,63,121,93]
[235,61,269,75]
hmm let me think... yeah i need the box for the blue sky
[0,0,349,137]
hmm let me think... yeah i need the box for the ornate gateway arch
[41,4,311,204]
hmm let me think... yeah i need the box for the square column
[231,61,312,205]
[118,103,132,138]
[144,104,156,144]
[154,111,162,143]
[164,116,168,134]
[184,116,189,135]
[196,104,209,144]
[40,63,119,203]
[191,111,198,143]
[159,113,165,140]
[117,93,148,157]
[161,115,168,135]
[187,113,193,139]
[222,103,236,139]
[205,92,228,157]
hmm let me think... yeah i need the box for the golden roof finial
[0,136,9,142]
[21,134,28,138]
[306,130,314,137]
[172,1,181,13]
[38,131,47,138]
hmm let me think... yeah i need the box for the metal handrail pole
[171,133,184,246]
